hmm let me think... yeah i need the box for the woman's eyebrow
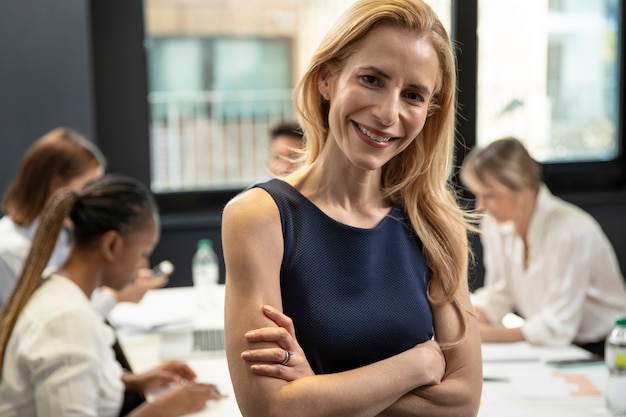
[359,65,432,95]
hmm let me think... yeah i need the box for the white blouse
[472,185,626,346]
[0,215,117,316]
[0,275,124,417]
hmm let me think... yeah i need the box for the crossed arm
[222,190,483,417]
[240,302,482,417]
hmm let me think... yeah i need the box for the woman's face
[105,215,160,290]
[269,134,304,176]
[464,171,521,224]
[319,25,440,171]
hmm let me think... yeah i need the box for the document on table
[108,301,196,331]
[481,342,541,363]
[507,363,607,399]
[478,385,533,417]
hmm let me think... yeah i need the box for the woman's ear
[99,230,123,262]
[317,66,332,100]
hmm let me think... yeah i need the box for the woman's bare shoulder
[222,187,280,231]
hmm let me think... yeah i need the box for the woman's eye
[361,75,379,86]
[404,91,425,103]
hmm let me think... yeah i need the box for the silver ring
[280,350,293,365]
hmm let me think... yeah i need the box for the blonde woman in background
[461,137,626,357]
[221,0,482,416]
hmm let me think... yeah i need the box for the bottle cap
[616,317,626,326]
[197,239,212,249]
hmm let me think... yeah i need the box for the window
[143,0,452,193]
[140,0,623,200]
[476,0,621,166]
[147,36,293,191]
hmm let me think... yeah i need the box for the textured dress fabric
[0,275,124,417]
[255,179,433,374]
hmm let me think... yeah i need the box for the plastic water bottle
[606,317,626,416]
[191,239,219,310]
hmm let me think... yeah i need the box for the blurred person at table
[221,1,482,416]
[461,137,626,357]
[267,120,305,177]
[0,174,222,417]
[0,127,167,316]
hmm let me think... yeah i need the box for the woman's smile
[353,121,398,147]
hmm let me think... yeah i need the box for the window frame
[453,0,625,194]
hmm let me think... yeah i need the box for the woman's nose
[374,92,400,127]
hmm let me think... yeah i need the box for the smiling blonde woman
[222,1,482,416]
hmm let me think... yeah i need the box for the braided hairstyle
[0,174,157,375]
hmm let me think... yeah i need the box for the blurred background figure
[461,137,626,357]
[267,120,305,176]
[0,127,167,317]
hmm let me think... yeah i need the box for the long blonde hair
[294,0,475,342]
[461,137,542,192]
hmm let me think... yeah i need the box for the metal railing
[148,89,295,192]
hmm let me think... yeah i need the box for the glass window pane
[476,0,621,163]
[144,0,452,192]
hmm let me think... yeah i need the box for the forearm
[231,345,441,417]
[479,324,524,343]
[387,279,484,417]
[121,372,143,392]
[376,377,480,417]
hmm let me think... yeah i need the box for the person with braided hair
[0,127,168,315]
[0,174,222,417]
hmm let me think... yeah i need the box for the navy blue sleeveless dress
[255,179,433,374]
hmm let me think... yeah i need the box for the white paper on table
[507,363,607,400]
[108,301,196,331]
[481,342,542,363]
[478,384,532,417]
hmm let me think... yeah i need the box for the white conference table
[111,285,241,417]
[111,286,612,417]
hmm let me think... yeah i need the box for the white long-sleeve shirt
[0,215,117,316]
[0,274,124,417]
[472,185,626,346]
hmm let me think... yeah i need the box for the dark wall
[0,0,150,188]
[0,0,96,193]
[150,213,227,287]
[90,0,151,186]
